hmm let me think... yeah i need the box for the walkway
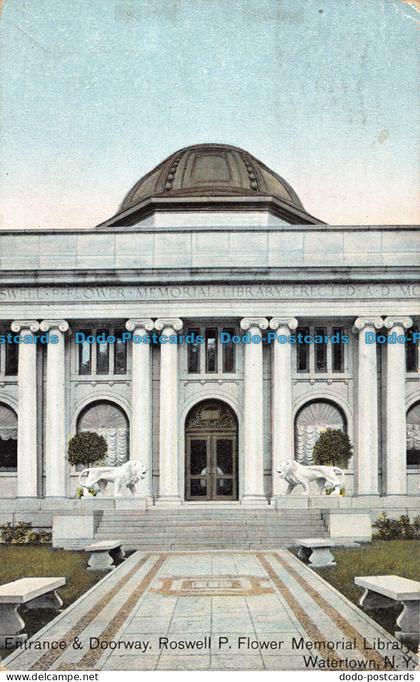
[3,550,418,671]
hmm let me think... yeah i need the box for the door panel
[186,433,237,501]
[187,437,210,500]
[212,436,236,500]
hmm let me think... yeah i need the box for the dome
[120,143,304,211]
[98,143,323,227]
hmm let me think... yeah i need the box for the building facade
[0,144,419,515]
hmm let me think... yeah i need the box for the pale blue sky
[0,0,419,227]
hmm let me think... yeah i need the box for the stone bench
[0,577,66,646]
[296,538,336,567]
[85,540,126,571]
[355,575,420,647]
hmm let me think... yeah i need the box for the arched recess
[406,401,420,467]
[0,402,18,471]
[294,399,347,465]
[77,400,129,466]
[185,399,239,501]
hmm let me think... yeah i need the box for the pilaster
[155,318,183,505]
[126,318,154,501]
[269,317,298,497]
[11,321,40,498]
[383,317,412,495]
[352,317,383,496]
[240,317,269,505]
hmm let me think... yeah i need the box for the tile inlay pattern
[151,574,273,597]
[3,550,418,672]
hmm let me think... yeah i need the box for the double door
[186,433,238,501]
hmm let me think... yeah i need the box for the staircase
[94,508,328,551]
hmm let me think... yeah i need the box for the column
[240,317,269,505]
[384,316,412,495]
[269,317,298,497]
[11,320,40,497]
[40,320,69,497]
[126,318,154,500]
[154,318,183,505]
[352,317,383,496]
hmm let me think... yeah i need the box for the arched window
[77,401,129,466]
[407,402,420,466]
[0,403,18,471]
[295,400,346,465]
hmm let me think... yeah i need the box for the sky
[0,0,419,228]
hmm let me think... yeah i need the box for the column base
[241,495,269,507]
[155,496,183,507]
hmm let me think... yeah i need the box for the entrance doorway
[185,400,238,501]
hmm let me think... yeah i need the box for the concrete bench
[85,540,126,571]
[0,577,66,646]
[355,575,420,647]
[296,538,336,567]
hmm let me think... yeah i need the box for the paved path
[3,551,418,671]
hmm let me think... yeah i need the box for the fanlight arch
[77,400,129,467]
[0,403,18,471]
[295,400,346,465]
[406,401,420,466]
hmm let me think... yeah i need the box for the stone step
[95,532,325,543]
[96,525,326,535]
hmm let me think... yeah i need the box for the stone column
[384,317,412,495]
[269,317,298,497]
[126,318,154,500]
[154,318,183,505]
[352,317,383,496]
[240,317,269,505]
[11,320,40,497]
[40,320,69,498]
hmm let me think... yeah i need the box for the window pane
[5,342,18,375]
[187,328,201,373]
[222,328,235,373]
[297,327,309,372]
[0,439,17,471]
[205,328,218,373]
[96,329,109,374]
[406,326,418,372]
[79,329,92,375]
[114,329,127,374]
[315,327,327,372]
[332,327,345,372]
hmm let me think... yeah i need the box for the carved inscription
[0,283,418,303]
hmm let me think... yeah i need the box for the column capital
[126,318,154,333]
[240,317,269,332]
[384,316,413,331]
[269,318,298,332]
[352,317,383,333]
[40,319,69,333]
[11,320,40,334]
[154,318,183,332]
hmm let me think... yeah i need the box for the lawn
[0,545,103,658]
[310,540,420,638]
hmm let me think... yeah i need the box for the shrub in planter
[0,521,52,544]
[373,512,419,540]
[68,431,107,469]
[312,428,353,468]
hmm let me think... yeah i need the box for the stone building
[0,144,419,536]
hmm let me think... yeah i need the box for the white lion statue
[276,459,344,496]
[79,461,147,497]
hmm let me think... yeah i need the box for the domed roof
[120,143,304,211]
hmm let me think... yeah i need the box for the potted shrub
[68,431,107,496]
[312,428,352,495]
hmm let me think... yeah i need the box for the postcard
[0,0,419,676]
